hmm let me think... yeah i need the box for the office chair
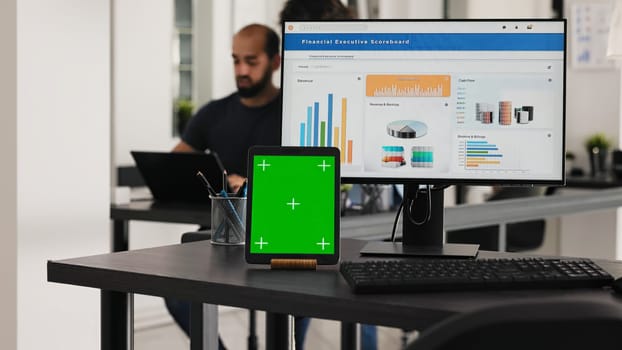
[406,299,622,350]
[117,165,146,187]
[446,187,547,252]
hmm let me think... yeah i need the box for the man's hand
[172,141,196,152]
[228,173,246,194]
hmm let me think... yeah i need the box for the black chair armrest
[181,230,211,243]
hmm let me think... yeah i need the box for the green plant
[585,133,611,151]
[175,99,195,135]
[175,99,195,123]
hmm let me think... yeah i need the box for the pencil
[223,170,228,193]
[196,171,218,197]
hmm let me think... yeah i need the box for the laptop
[130,151,226,204]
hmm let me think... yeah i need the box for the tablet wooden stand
[270,259,317,270]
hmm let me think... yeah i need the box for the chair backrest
[117,166,145,187]
[407,299,622,350]
[492,187,547,251]
[446,186,550,252]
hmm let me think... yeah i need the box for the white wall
[378,0,444,18]
[17,1,110,349]
[208,0,235,100]
[447,0,552,18]
[0,0,17,348]
[113,0,175,166]
[464,0,553,18]
[195,0,214,105]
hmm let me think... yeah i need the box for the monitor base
[360,241,479,258]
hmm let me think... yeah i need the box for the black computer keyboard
[340,258,614,294]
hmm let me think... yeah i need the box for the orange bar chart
[340,98,348,163]
[333,127,340,152]
[466,158,502,167]
[347,140,353,164]
[366,75,451,97]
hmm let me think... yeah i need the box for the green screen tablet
[245,146,340,265]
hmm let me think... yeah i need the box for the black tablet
[245,146,340,265]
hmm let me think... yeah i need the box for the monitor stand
[360,184,479,258]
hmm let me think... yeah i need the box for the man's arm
[172,140,196,152]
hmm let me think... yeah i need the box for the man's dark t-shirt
[181,92,281,177]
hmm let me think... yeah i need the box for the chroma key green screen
[249,155,336,254]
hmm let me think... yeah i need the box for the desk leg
[101,219,131,350]
[341,322,357,350]
[498,222,507,252]
[266,313,290,350]
[248,310,258,350]
[112,219,129,251]
[101,290,132,350]
[190,302,218,350]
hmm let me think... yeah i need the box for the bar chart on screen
[289,73,365,165]
[455,129,555,176]
[462,139,504,169]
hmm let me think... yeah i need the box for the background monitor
[280,19,566,256]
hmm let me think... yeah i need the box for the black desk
[107,200,211,350]
[111,200,211,250]
[565,174,622,189]
[49,238,622,350]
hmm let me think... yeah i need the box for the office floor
[134,307,410,349]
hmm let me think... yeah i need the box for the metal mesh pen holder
[209,195,247,245]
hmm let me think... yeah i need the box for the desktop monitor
[280,19,566,257]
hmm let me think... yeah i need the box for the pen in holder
[210,193,246,245]
[196,170,246,245]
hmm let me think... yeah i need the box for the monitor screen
[281,20,566,185]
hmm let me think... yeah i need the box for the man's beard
[236,65,272,98]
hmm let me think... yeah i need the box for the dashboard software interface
[281,20,566,183]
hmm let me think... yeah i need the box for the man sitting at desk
[172,23,281,193]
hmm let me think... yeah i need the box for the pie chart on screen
[386,120,428,139]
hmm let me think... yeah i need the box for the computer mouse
[612,277,622,295]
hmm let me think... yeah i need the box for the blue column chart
[300,98,332,148]
[298,93,354,164]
